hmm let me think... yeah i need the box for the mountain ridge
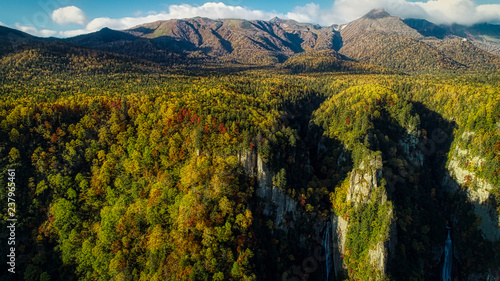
[1,9,500,72]
[338,10,500,71]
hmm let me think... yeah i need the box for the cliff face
[238,149,297,226]
[347,155,384,205]
[445,132,500,242]
[255,155,297,225]
[239,97,499,280]
[398,131,424,167]
[331,214,348,276]
[332,154,394,278]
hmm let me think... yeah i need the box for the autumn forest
[1,9,500,281]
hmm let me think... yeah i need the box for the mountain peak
[269,17,282,23]
[343,8,420,40]
[363,9,392,19]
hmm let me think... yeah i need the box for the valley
[0,9,499,281]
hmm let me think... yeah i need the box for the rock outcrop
[238,149,297,226]
[445,132,500,241]
[347,154,384,205]
[332,214,348,277]
[333,154,394,278]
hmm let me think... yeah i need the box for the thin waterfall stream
[442,227,452,281]
[323,221,333,281]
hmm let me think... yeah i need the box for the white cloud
[52,6,89,25]
[166,2,276,19]
[15,23,57,37]
[0,22,5,26]
[284,3,322,24]
[59,28,89,38]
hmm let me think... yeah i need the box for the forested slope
[0,48,499,281]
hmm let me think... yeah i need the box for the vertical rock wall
[332,154,395,278]
[445,133,500,242]
[238,149,297,226]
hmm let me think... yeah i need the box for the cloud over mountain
[52,6,89,25]
[14,23,57,37]
[10,0,500,37]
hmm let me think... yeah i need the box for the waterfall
[323,221,333,281]
[442,228,452,281]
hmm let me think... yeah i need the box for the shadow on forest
[371,101,498,279]
[249,88,354,281]
[269,98,500,280]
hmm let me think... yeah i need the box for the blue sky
[1,0,500,37]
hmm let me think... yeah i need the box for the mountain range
[2,9,500,72]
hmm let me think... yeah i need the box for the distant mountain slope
[2,10,500,73]
[456,23,500,56]
[128,17,341,64]
[427,37,500,71]
[65,12,500,72]
[340,9,423,42]
[402,18,448,39]
[0,40,160,81]
[281,49,395,74]
[0,26,48,57]
[339,9,500,72]
[66,27,186,65]
[340,32,463,71]
[66,17,341,65]
[404,19,500,57]
[338,10,462,71]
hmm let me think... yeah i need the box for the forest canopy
[0,50,499,281]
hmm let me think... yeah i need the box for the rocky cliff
[238,149,297,226]
[332,154,395,279]
[445,131,500,242]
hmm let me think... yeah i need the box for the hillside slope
[66,17,341,65]
[2,10,500,72]
[339,9,500,72]
[405,19,500,56]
